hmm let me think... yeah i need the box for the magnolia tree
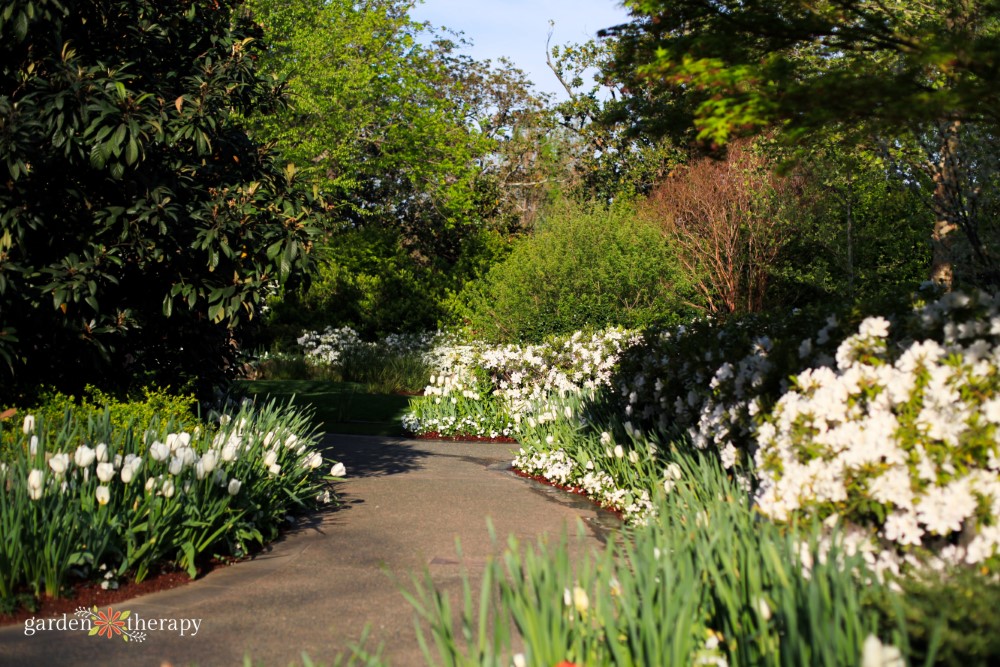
[0,0,320,399]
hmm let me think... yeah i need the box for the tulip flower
[27,469,44,500]
[329,462,346,477]
[95,486,110,506]
[227,478,242,496]
[75,445,96,468]
[22,414,35,434]
[96,462,115,483]
[149,441,170,462]
[48,453,70,475]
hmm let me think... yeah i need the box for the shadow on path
[319,434,431,478]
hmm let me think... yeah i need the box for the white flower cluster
[297,327,453,367]
[756,294,1000,570]
[405,328,642,436]
[10,412,336,508]
[513,445,655,523]
[297,326,365,365]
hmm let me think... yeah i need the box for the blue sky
[409,0,631,99]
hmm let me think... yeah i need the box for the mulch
[0,565,215,626]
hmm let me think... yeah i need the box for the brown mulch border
[0,557,238,626]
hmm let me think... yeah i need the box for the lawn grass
[234,380,413,436]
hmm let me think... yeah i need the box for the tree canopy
[613,0,1000,144]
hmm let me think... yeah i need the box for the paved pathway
[0,435,618,667]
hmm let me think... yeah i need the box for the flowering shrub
[756,290,1000,575]
[0,398,344,607]
[297,327,449,367]
[404,329,641,438]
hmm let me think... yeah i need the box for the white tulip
[27,469,44,500]
[221,444,238,462]
[304,452,323,469]
[168,456,184,475]
[160,479,175,498]
[176,446,197,467]
[74,445,96,468]
[120,466,135,484]
[48,453,70,475]
[227,478,242,496]
[96,462,115,483]
[149,441,170,462]
[95,443,109,462]
[22,415,35,434]
[329,462,346,477]
[268,463,281,476]
[145,477,158,493]
[29,436,38,455]
[95,486,110,506]
[263,450,278,468]
[200,450,218,474]
[861,635,904,667]
[614,445,625,459]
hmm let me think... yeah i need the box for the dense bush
[0,0,319,401]
[450,200,695,342]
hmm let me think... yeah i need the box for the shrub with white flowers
[756,290,1000,574]
[404,328,642,437]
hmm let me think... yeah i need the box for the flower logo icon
[76,606,146,643]
[91,606,126,639]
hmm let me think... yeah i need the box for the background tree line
[2,0,999,401]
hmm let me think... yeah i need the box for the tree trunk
[929,120,961,290]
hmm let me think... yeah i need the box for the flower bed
[0,398,345,610]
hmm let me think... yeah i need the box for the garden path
[0,435,618,667]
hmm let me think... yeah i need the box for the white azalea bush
[286,326,450,392]
[756,291,1000,575]
[0,398,344,607]
[403,328,641,438]
[511,392,663,523]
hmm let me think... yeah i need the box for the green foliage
[247,0,493,230]
[1,386,200,463]
[403,452,899,667]
[0,0,320,400]
[769,143,932,306]
[544,36,685,201]
[616,0,1000,144]
[270,226,508,337]
[872,567,1000,667]
[451,200,695,342]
